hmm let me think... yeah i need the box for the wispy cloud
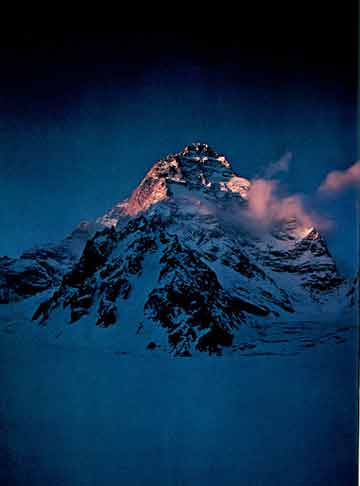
[244,178,328,234]
[263,151,292,178]
[176,153,354,238]
[318,160,360,195]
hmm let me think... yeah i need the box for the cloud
[263,151,292,178]
[244,178,328,234]
[172,154,335,238]
[318,160,360,195]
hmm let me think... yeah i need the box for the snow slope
[0,319,357,485]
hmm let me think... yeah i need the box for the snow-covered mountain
[0,142,345,356]
[0,223,95,303]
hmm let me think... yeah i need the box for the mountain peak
[178,142,231,168]
[0,141,347,355]
[181,142,221,157]
[107,143,248,217]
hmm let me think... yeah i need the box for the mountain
[0,223,96,303]
[6,141,344,356]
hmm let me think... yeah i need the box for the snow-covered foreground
[0,315,358,485]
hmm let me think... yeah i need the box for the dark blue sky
[0,26,357,273]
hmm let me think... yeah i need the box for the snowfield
[0,306,357,485]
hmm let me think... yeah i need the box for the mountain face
[2,142,339,356]
[0,223,95,303]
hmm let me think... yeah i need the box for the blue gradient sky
[0,31,357,274]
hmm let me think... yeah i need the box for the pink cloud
[318,160,360,195]
[245,179,329,233]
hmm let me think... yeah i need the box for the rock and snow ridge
[0,143,353,355]
[0,223,93,303]
[98,142,251,224]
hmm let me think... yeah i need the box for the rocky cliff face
[11,142,344,356]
